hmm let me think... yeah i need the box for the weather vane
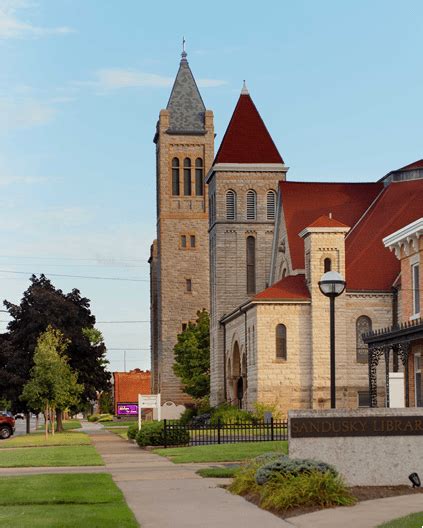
[182,36,186,53]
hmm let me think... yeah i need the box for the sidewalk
[88,427,290,528]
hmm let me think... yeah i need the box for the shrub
[210,403,254,425]
[179,407,197,425]
[255,456,337,485]
[127,423,138,440]
[97,414,114,422]
[252,402,282,421]
[87,414,99,422]
[259,471,355,512]
[228,463,260,496]
[135,421,189,447]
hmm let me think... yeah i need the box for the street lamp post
[318,271,346,409]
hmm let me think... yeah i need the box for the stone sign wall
[289,408,423,486]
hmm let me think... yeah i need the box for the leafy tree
[173,309,210,400]
[0,274,110,415]
[21,326,83,438]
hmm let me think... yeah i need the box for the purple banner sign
[117,403,138,416]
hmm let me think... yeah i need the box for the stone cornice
[206,163,288,183]
[383,217,423,258]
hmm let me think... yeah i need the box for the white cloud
[0,0,73,39]
[79,68,227,92]
[0,97,56,129]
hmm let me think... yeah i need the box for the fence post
[217,418,221,445]
[164,419,167,448]
[271,417,274,441]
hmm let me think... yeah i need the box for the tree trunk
[50,408,55,436]
[25,412,31,434]
[35,413,39,430]
[45,405,49,439]
[56,410,64,433]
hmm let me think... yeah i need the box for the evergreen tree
[173,310,210,399]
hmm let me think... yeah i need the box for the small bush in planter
[135,421,189,447]
[127,423,138,440]
[255,456,337,485]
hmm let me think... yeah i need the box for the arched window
[246,190,256,220]
[266,190,276,220]
[226,190,236,220]
[183,158,191,196]
[324,258,332,273]
[195,158,203,196]
[276,324,287,360]
[172,157,180,196]
[246,236,256,294]
[356,316,372,363]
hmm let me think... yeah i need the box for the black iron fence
[163,418,288,447]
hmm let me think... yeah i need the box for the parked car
[0,414,15,439]
[14,413,24,420]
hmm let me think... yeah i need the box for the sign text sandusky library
[291,416,423,438]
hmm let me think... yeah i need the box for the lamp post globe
[318,271,346,297]
[318,270,346,409]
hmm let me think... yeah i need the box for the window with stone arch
[183,157,191,196]
[226,190,236,220]
[246,236,256,294]
[276,324,287,360]
[246,189,257,220]
[266,190,276,220]
[172,157,180,196]
[195,158,203,196]
[356,316,372,363]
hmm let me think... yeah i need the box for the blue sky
[1,0,422,372]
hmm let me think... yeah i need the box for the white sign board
[138,394,161,430]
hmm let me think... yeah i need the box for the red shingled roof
[307,215,350,229]
[396,159,423,171]
[113,369,151,408]
[279,179,423,291]
[254,274,310,301]
[346,180,423,290]
[214,93,284,164]
[280,181,383,271]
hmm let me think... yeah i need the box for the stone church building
[150,50,423,412]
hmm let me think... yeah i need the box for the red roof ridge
[396,159,423,172]
[254,274,310,301]
[307,214,350,229]
[214,92,284,165]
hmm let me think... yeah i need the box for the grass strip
[196,466,240,478]
[0,473,137,528]
[154,440,288,463]
[378,512,423,527]
[0,445,103,467]
[0,432,90,449]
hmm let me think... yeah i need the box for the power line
[0,270,148,282]
[0,255,145,263]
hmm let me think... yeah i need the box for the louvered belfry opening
[195,158,203,196]
[266,190,276,220]
[183,157,191,196]
[226,190,236,220]
[246,235,256,294]
[172,157,180,196]
[246,190,256,220]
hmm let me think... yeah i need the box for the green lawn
[110,430,130,440]
[36,419,81,432]
[378,512,423,527]
[0,445,104,467]
[154,441,288,463]
[100,420,136,427]
[0,432,90,449]
[0,473,137,527]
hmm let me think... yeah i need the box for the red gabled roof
[254,274,310,301]
[280,181,383,271]
[214,92,284,164]
[346,180,423,290]
[307,214,350,229]
[396,159,423,171]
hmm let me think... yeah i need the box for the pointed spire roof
[166,48,206,134]
[214,84,284,164]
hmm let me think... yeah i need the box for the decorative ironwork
[384,348,390,408]
[368,345,385,407]
[398,341,411,407]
